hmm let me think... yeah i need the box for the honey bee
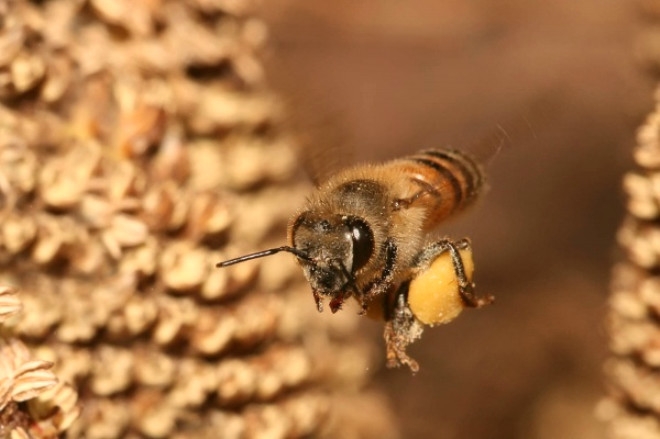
[217,149,494,371]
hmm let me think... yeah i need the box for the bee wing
[400,113,538,171]
[276,84,357,186]
[290,106,354,186]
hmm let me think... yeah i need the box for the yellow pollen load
[408,248,474,326]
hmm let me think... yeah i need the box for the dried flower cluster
[635,0,660,75]
[0,286,80,439]
[600,89,660,438]
[0,1,395,438]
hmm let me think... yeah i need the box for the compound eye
[346,217,374,271]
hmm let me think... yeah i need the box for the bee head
[216,211,374,313]
[289,211,374,302]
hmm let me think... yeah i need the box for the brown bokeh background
[260,1,653,438]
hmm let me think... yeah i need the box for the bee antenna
[216,246,311,268]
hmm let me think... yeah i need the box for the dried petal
[133,349,175,387]
[0,20,25,67]
[167,358,217,408]
[142,182,188,232]
[11,365,58,402]
[10,52,45,93]
[9,427,30,439]
[90,346,134,396]
[0,376,13,411]
[28,381,81,434]
[116,294,159,336]
[38,144,101,210]
[0,286,22,322]
[1,214,37,254]
[108,214,148,248]
[190,310,236,355]
[152,297,199,346]
[41,56,73,103]
[134,396,177,438]
[16,286,63,339]
[160,242,208,292]
[186,192,232,241]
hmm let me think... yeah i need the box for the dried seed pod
[69,234,108,275]
[38,145,100,210]
[119,237,159,278]
[132,348,176,387]
[104,162,146,208]
[167,358,217,408]
[160,241,209,292]
[10,52,46,93]
[79,398,131,439]
[134,396,178,438]
[28,381,82,433]
[106,214,149,249]
[152,296,200,346]
[215,358,258,405]
[189,0,254,16]
[31,215,76,265]
[90,345,134,396]
[200,266,230,301]
[187,141,225,190]
[41,56,73,103]
[191,308,238,355]
[115,294,159,336]
[0,144,37,199]
[636,107,660,168]
[142,182,189,232]
[185,192,233,242]
[0,19,25,68]
[191,89,279,135]
[89,0,159,37]
[15,285,63,340]
[0,286,22,323]
[115,104,167,158]
[1,214,37,255]
[624,172,660,219]
[34,344,92,387]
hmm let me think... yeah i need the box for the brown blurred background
[260,1,652,438]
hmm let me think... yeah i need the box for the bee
[217,149,494,371]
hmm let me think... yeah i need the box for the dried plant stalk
[0,1,396,438]
[601,89,660,438]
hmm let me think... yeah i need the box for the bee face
[290,210,375,301]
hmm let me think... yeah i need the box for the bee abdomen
[419,149,483,202]
[400,149,484,227]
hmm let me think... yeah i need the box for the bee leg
[360,239,398,314]
[392,181,437,211]
[384,285,422,372]
[416,238,494,308]
[312,290,323,313]
[453,238,494,307]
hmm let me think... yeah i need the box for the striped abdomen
[392,149,484,230]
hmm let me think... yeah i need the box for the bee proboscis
[217,149,494,371]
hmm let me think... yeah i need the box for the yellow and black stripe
[395,149,484,228]
[417,149,483,204]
